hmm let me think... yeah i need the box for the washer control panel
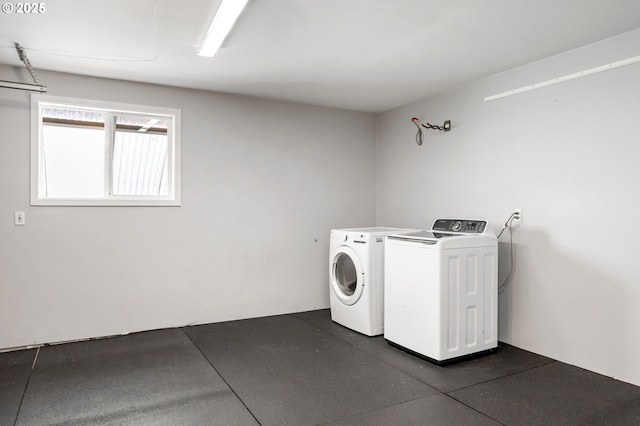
[432,219,487,234]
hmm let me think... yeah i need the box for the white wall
[0,67,377,349]
[3,29,639,388]
[376,29,640,386]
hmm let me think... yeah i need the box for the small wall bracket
[0,43,47,93]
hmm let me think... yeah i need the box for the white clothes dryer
[384,219,498,363]
[329,227,418,336]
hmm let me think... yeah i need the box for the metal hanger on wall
[0,43,47,92]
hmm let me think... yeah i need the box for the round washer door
[330,246,364,306]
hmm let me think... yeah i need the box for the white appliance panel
[384,219,498,362]
[329,227,418,336]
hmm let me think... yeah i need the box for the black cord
[497,211,519,291]
[412,118,451,145]
[411,117,423,146]
[497,211,518,239]
[422,122,446,131]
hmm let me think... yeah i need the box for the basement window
[31,95,181,206]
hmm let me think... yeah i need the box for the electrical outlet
[513,208,522,222]
[14,211,25,226]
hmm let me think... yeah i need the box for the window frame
[30,94,181,206]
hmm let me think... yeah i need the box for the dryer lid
[386,230,454,244]
[386,230,497,248]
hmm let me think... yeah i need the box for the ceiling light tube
[197,0,249,57]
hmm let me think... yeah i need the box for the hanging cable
[411,117,451,146]
[411,117,423,146]
[497,211,519,292]
[497,211,518,239]
[421,120,451,132]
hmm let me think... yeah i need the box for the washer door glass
[331,247,364,306]
[335,253,357,296]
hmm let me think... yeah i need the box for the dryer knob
[343,235,348,242]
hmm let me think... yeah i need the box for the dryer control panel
[432,219,487,234]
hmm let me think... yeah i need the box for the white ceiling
[1,0,640,112]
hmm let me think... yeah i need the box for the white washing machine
[329,227,418,336]
[384,219,498,363]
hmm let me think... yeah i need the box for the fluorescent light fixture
[198,0,249,57]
